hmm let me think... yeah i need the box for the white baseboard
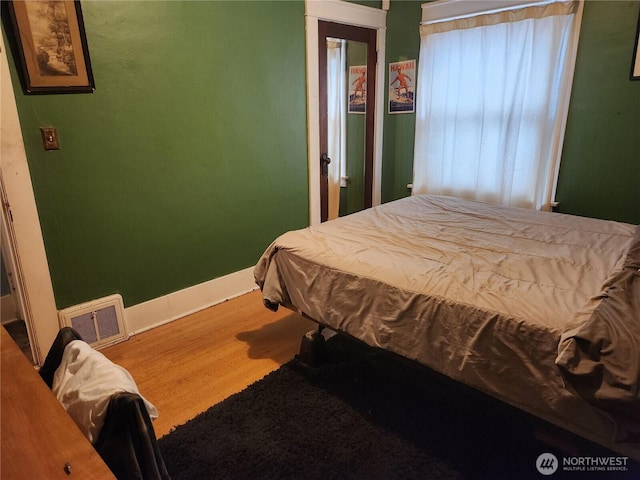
[124,267,257,335]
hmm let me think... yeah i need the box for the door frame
[305,0,387,226]
[1,34,59,365]
[1,206,22,325]
[318,20,376,222]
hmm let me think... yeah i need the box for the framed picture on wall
[3,0,95,94]
[632,12,640,80]
[388,60,416,114]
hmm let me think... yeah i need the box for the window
[412,0,582,210]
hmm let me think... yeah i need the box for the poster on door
[348,65,366,114]
[389,60,415,114]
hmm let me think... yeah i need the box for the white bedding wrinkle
[52,340,158,444]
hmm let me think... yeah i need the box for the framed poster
[4,0,95,94]
[389,60,415,114]
[348,65,366,114]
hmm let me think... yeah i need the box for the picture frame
[3,0,94,94]
[388,59,416,114]
[632,11,640,80]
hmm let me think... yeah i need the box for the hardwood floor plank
[101,290,315,438]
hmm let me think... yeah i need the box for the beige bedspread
[557,226,640,433]
[255,194,638,448]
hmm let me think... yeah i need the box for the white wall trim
[548,0,584,207]
[305,0,386,226]
[124,267,258,335]
[306,0,387,27]
[1,36,59,365]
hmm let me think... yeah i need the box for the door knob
[320,153,331,175]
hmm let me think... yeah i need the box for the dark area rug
[159,334,639,480]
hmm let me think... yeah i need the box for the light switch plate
[40,127,59,150]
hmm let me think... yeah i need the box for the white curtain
[412,1,579,210]
[327,39,347,220]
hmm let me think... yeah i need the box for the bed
[255,194,639,458]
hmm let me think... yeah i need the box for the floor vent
[58,294,128,349]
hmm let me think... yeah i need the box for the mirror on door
[319,21,376,223]
[325,37,367,221]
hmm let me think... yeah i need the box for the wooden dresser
[1,327,115,479]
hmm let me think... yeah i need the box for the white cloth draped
[52,340,158,444]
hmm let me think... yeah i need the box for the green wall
[381,0,422,202]
[4,0,638,311]
[556,0,640,224]
[4,1,309,309]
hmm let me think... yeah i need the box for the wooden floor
[101,290,316,438]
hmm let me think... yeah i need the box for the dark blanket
[95,392,170,480]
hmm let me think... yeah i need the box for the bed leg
[297,325,328,367]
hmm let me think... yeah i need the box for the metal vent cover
[58,294,127,349]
